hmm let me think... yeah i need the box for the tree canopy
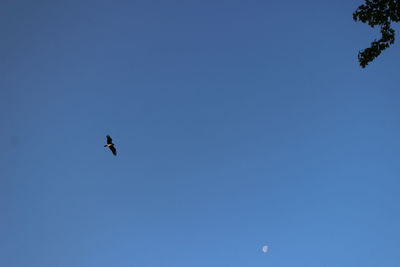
[353,0,400,67]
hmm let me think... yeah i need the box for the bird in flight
[104,135,117,156]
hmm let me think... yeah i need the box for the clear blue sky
[2,1,400,266]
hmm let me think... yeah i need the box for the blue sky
[2,1,400,266]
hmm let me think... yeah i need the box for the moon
[262,245,269,253]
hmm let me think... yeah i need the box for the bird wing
[106,135,113,144]
[109,145,117,156]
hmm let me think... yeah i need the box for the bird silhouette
[104,135,117,156]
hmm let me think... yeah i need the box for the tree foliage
[353,0,400,67]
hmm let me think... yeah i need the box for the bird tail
[104,145,107,147]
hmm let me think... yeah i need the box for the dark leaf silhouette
[353,0,399,67]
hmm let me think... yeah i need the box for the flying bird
[104,135,117,156]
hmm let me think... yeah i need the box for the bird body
[104,135,117,155]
